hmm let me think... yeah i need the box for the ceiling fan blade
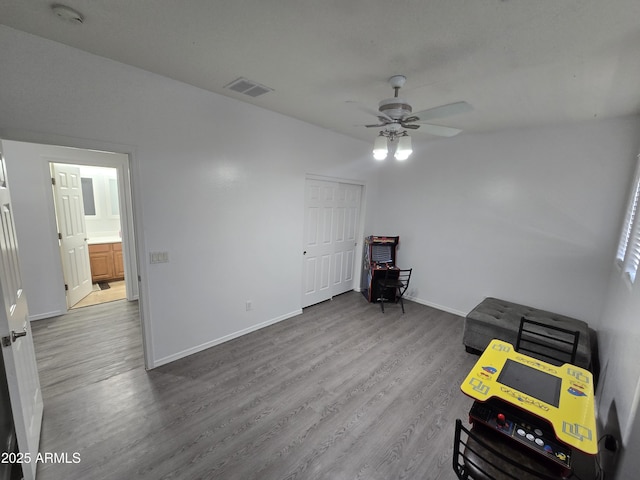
[418,124,463,137]
[364,123,388,128]
[401,123,420,129]
[347,101,393,122]
[407,101,473,123]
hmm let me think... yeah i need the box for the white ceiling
[2,0,640,143]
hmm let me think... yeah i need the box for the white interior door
[331,183,361,296]
[51,163,93,308]
[0,146,43,480]
[302,180,335,308]
[302,179,362,308]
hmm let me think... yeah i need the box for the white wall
[596,186,640,478]
[2,142,68,320]
[616,400,640,479]
[79,165,122,240]
[0,26,374,367]
[369,117,640,323]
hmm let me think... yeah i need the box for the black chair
[453,419,564,480]
[515,317,580,366]
[377,268,411,313]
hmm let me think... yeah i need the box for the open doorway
[2,138,149,370]
[1,140,139,318]
[51,163,127,309]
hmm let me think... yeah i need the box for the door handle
[11,327,27,342]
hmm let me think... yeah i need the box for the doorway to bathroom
[51,162,128,309]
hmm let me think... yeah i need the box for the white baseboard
[152,309,303,368]
[405,295,467,317]
[29,310,66,321]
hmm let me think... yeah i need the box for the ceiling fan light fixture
[394,135,412,161]
[361,75,471,159]
[373,134,388,161]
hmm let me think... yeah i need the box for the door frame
[46,154,135,300]
[0,131,152,369]
[303,173,367,299]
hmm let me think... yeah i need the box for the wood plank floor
[31,292,476,480]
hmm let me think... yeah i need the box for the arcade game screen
[372,245,393,264]
[497,359,562,407]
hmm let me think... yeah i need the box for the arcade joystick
[497,413,506,425]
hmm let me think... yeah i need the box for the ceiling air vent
[224,77,273,97]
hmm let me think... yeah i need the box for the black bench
[462,297,593,371]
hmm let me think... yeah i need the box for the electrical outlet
[246,300,253,311]
[604,434,618,452]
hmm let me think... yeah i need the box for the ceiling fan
[364,75,473,138]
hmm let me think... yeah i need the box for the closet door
[302,180,335,308]
[331,183,361,296]
[302,179,361,308]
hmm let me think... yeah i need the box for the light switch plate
[150,251,169,264]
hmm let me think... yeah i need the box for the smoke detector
[51,4,84,24]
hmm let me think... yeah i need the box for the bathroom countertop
[87,236,122,245]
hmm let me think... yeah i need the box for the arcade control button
[517,428,526,436]
[534,428,543,436]
[535,438,544,446]
[526,433,535,441]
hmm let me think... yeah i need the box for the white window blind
[616,169,640,263]
[626,221,640,282]
[616,156,640,283]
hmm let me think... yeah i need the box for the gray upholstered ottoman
[462,297,592,370]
